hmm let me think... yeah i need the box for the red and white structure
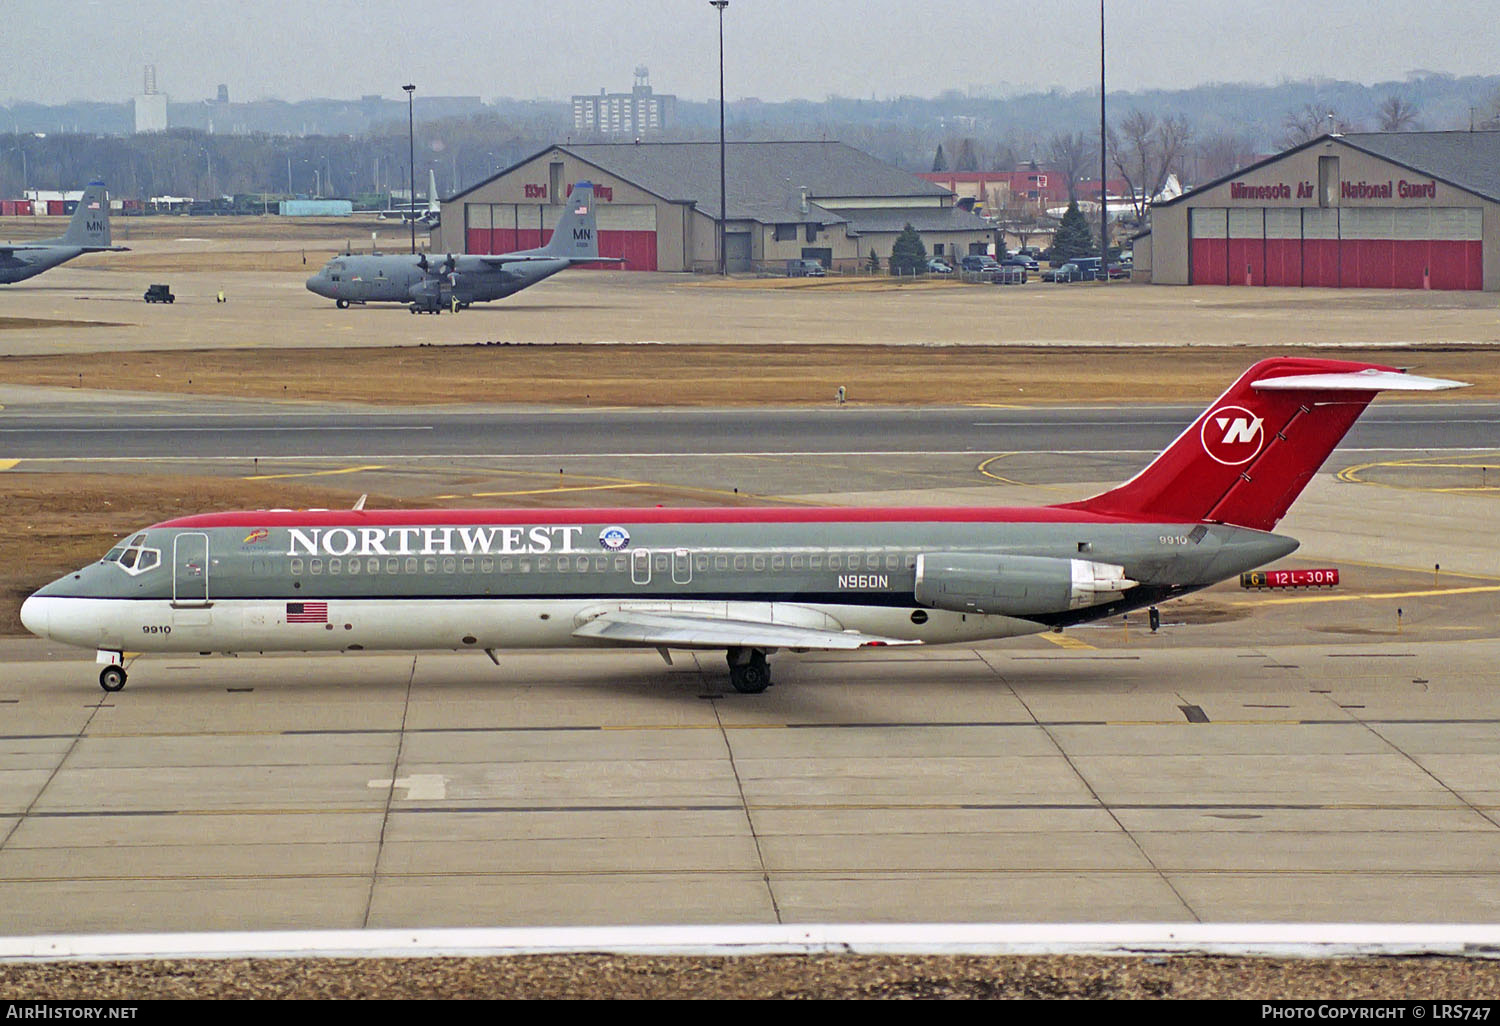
[1146,131,1500,292]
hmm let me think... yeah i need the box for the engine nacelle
[914,552,1137,616]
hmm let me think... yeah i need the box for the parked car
[1107,261,1132,279]
[927,258,954,275]
[1041,262,1083,283]
[1000,256,1035,276]
[786,258,825,277]
[143,283,175,304]
[993,264,1027,284]
[1070,257,1104,280]
[960,254,998,274]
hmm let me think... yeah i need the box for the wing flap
[572,608,916,650]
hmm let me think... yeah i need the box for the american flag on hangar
[286,601,328,623]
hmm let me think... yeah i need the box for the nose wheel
[99,666,127,692]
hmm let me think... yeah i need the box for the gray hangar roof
[474,141,953,222]
[1155,130,1500,209]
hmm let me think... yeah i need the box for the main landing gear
[726,647,772,694]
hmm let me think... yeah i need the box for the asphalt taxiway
[2,395,1497,933]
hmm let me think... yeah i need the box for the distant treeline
[3,73,1497,200]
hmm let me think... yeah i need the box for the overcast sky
[8,0,1500,107]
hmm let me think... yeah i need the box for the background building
[133,65,167,134]
[436,140,993,272]
[1148,131,1500,291]
[572,68,675,138]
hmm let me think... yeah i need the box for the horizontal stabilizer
[1252,369,1468,392]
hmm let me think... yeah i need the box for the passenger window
[329,558,341,575]
[752,556,765,572]
[867,555,880,570]
[886,555,899,570]
[310,559,323,575]
[290,558,304,575]
[347,559,360,575]
[368,559,380,574]
[696,556,709,572]
[828,556,841,570]
[442,557,456,574]
[519,560,532,573]
[424,558,437,573]
[613,556,627,572]
[771,555,784,571]
[810,555,823,569]
[715,555,728,571]
[538,557,550,572]
[654,555,668,572]
[791,555,804,570]
[733,555,746,571]
[557,556,570,571]
[405,558,418,574]
[462,557,474,573]
[481,557,494,573]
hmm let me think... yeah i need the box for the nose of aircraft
[19,594,48,638]
[305,273,327,296]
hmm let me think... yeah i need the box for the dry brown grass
[3,342,1497,405]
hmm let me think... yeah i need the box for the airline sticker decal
[1201,405,1264,466]
[599,526,631,551]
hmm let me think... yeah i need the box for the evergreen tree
[1052,200,1095,262]
[867,248,880,272]
[889,224,928,275]
[931,144,948,172]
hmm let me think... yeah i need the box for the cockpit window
[104,538,161,576]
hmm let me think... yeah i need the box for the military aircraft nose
[19,594,48,638]
[305,274,326,295]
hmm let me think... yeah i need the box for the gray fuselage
[305,253,570,307]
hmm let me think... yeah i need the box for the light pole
[710,1,728,275]
[403,84,416,255]
[1099,0,1108,282]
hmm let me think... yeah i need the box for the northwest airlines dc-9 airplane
[22,358,1463,694]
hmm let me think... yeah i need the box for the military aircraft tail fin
[60,182,113,248]
[427,169,440,214]
[538,182,602,262]
[1052,358,1466,532]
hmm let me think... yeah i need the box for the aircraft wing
[474,254,570,266]
[572,608,917,651]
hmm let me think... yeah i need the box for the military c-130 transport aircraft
[0,182,127,284]
[305,181,619,313]
[22,357,1463,693]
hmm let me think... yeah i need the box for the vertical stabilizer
[536,182,602,261]
[1052,358,1466,531]
[60,183,112,248]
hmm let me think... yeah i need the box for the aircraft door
[672,549,692,585]
[631,549,651,586]
[172,532,211,607]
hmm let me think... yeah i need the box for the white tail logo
[1201,405,1264,466]
[1218,415,1262,445]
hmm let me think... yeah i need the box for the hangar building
[432,141,994,272]
[1148,131,1500,291]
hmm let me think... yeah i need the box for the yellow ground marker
[0,460,18,471]
[1230,584,1500,607]
[1336,453,1500,493]
[1039,632,1096,650]
[244,465,385,481]
[469,483,651,498]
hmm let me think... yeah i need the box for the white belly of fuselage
[25,597,1046,654]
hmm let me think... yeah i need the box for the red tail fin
[1054,357,1464,531]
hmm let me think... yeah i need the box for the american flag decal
[286,601,328,623]
[574,204,588,214]
[87,201,100,210]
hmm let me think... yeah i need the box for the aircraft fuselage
[305,253,570,308]
[21,508,1295,657]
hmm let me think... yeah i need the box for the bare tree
[1376,95,1421,132]
[1107,110,1193,222]
[1478,86,1500,130]
[1045,131,1096,201]
[1279,104,1359,147]
[1194,132,1257,182]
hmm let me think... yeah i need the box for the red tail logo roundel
[1201,406,1264,465]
